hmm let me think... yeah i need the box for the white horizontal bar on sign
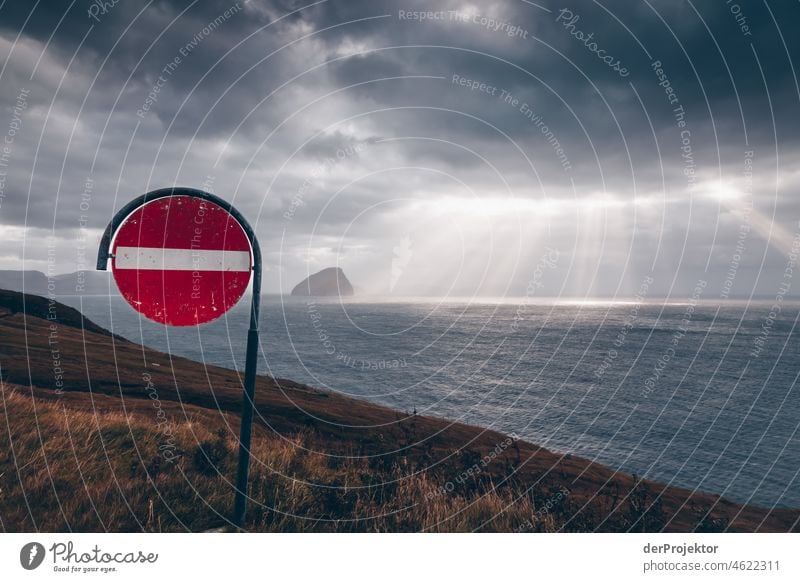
[114,246,251,272]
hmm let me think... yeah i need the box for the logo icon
[20,542,45,570]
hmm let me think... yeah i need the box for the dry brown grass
[0,386,549,532]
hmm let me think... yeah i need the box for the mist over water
[69,295,800,508]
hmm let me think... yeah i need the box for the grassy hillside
[1,289,797,532]
[1,386,549,532]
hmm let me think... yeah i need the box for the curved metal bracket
[96,186,259,274]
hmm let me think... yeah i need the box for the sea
[64,294,800,509]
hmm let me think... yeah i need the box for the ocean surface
[64,295,800,508]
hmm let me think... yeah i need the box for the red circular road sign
[111,196,252,326]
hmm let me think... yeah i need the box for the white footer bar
[1,533,796,581]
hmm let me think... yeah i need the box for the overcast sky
[1,0,799,298]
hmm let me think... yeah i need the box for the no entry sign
[99,187,263,529]
[111,195,252,326]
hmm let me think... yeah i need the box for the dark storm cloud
[1,0,799,296]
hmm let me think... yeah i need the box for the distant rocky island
[291,267,354,297]
[1,268,358,299]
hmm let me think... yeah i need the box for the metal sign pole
[233,250,261,530]
[97,187,263,532]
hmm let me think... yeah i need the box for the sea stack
[291,267,355,297]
